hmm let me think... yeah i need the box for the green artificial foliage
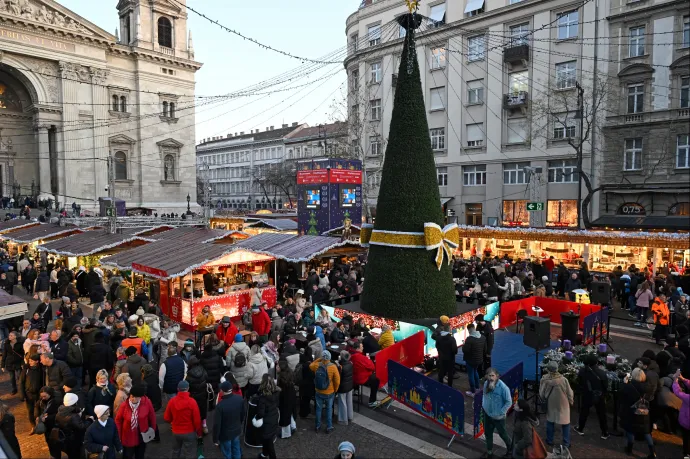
[307,211,319,236]
[361,17,456,319]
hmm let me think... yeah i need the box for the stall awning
[37,231,147,257]
[0,289,28,321]
[245,219,298,231]
[1,224,83,244]
[231,233,363,263]
[0,219,40,234]
[124,240,231,279]
[590,215,690,231]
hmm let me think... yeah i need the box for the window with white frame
[681,77,689,108]
[350,69,359,91]
[557,10,578,40]
[430,86,446,110]
[509,71,529,94]
[677,135,690,169]
[466,123,484,147]
[370,99,381,120]
[368,24,381,46]
[350,34,358,53]
[548,159,578,182]
[463,165,487,186]
[553,115,576,139]
[507,118,528,143]
[629,26,645,57]
[369,136,381,155]
[437,167,448,186]
[429,3,446,27]
[556,61,576,89]
[624,138,643,170]
[510,23,530,46]
[503,162,530,184]
[468,36,485,61]
[627,84,644,113]
[467,79,484,104]
[370,61,381,83]
[431,47,446,69]
[430,128,445,150]
[683,16,689,48]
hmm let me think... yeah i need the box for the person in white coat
[158,319,180,364]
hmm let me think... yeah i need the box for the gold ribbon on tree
[360,223,460,270]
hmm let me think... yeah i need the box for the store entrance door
[465,203,483,226]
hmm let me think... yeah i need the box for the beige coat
[539,372,574,425]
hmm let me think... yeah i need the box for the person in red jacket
[350,340,380,407]
[114,384,157,459]
[164,380,202,459]
[215,316,239,347]
[251,303,271,344]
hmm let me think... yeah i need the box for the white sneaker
[465,391,475,398]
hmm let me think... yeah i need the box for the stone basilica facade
[0,0,201,212]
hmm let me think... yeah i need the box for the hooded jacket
[248,352,269,385]
[539,372,574,425]
[200,346,225,388]
[163,391,202,436]
[35,271,50,292]
[435,331,458,363]
[230,359,254,388]
[462,331,486,367]
[251,308,271,336]
[225,341,250,369]
[122,354,146,384]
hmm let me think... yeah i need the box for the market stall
[209,216,246,231]
[0,223,83,261]
[455,226,690,274]
[0,219,40,235]
[37,230,150,270]
[243,219,298,235]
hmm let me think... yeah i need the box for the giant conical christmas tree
[361,11,456,319]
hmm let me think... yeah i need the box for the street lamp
[186,193,192,215]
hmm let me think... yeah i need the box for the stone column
[36,124,51,197]
[59,62,82,205]
[91,68,110,211]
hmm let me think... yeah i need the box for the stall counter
[169,286,277,329]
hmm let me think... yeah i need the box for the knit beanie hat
[339,441,356,454]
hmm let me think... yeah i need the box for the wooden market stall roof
[231,233,363,263]
[0,289,28,321]
[146,226,230,243]
[1,224,83,244]
[37,231,149,257]
[458,225,690,250]
[126,240,232,280]
[245,219,298,231]
[0,219,40,234]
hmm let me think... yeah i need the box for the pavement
[1,289,685,458]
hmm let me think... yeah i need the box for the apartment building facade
[346,0,609,227]
[195,123,304,210]
[596,0,690,231]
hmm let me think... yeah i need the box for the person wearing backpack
[620,368,655,458]
[574,354,609,439]
[309,349,340,434]
[538,360,574,448]
[230,352,253,397]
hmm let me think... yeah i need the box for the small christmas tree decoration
[307,211,319,236]
[360,12,456,319]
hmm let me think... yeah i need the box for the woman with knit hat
[85,405,122,459]
[335,441,357,459]
[55,392,87,459]
[115,384,156,459]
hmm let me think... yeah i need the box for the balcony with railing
[160,46,174,56]
[503,91,528,110]
[503,44,529,64]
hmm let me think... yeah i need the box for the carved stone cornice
[90,67,109,86]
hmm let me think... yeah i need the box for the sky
[60,0,362,143]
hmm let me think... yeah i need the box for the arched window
[120,96,127,112]
[162,101,168,117]
[157,17,172,48]
[112,95,119,111]
[114,151,127,180]
[164,154,175,181]
[169,102,175,118]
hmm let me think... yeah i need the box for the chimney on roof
[282,124,287,128]
[227,134,231,138]
[292,122,298,127]
[240,131,244,135]
[270,126,274,130]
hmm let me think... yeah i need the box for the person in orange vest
[651,293,670,345]
[121,327,149,360]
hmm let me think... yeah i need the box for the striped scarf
[129,400,140,431]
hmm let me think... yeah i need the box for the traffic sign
[526,202,544,211]
[105,207,115,217]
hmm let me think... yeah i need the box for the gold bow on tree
[405,0,420,13]
[424,223,460,270]
[360,222,460,270]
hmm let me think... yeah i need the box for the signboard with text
[132,263,168,279]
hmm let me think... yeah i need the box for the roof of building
[0,219,40,234]
[37,231,145,257]
[284,122,347,143]
[1,224,83,244]
[231,233,363,263]
[147,226,230,243]
[196,124,304,151]
[245,219,298,231]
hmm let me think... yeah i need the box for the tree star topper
[405,0,419,13]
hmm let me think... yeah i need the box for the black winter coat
[84,418,121,459]
[186,364,209,419]
[55,405,87,444]
[35,271,50,292]
[88,342,114,373]
[619,380,651,435]
[200,348,225,389]
[89,284,106,304]
[76,271,89,296]
[256,391,280,439]
[278,381,296,427]
[20,364,44,400]
[436,333,458,363]
[86,383,116,417]
[1,339,24,371]
[338,360,354,393]
[45,359,73,396]
[143,372,162,411]
[0,412,21,459]
[213,393,245,443]
[462,335,487,367]
[477,322,495,354]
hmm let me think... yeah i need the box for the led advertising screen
[305,188,321,209]
[340,186,356,208]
